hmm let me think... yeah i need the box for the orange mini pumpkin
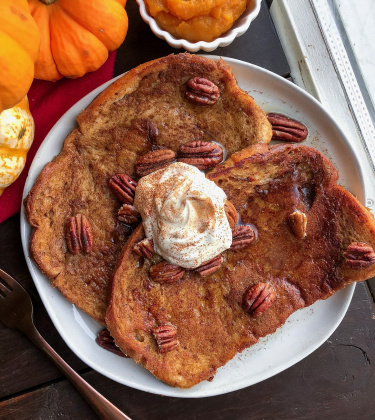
[0,0,40,113]
[28,0,128,81]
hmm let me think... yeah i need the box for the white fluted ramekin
[136,0,262,52]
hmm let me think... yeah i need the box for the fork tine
[0,268,17,290]
[0,268,33,331]
[0,274,13,297]
[0,282,10,297]
[0,277,13,292]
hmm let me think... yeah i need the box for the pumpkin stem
[39,0,56,5]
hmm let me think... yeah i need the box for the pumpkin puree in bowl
[145,0,250,42]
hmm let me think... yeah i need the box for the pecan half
[133,238,154,259]
[149,261,185,283]
[224,200,238,229]
[186,77,220,106]
[243,283,276,318]
[267,113,308,142]
[135,149,176,177]
[177,141,223,170]
[288,210,307,239]
[194,255,223,277]
[109,173,137,204]
[133,118,158,143]
[66,214,94,254]
[343,242,375,269]
[230,225,255,250]
[153,325,178,352]
[96,329,128,358]
[118,204,141,224]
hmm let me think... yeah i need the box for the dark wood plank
[1,283,374,420]
[367,277,375,301]
[0,380,97,420]
[114,0,290,77]
[0,214,87,399]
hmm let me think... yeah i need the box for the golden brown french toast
[24,54,272,323]
[106,144,375,388]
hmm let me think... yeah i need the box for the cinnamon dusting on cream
[134,162,232,268]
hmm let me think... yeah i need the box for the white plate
[21,57,364,398]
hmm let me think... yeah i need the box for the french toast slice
[24,54,272,323]
[106,144,375,388]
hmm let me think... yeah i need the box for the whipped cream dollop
[134,162,232,269]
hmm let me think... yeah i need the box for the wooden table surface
[1,1,375,419]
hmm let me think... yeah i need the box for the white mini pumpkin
[0,96,34,195]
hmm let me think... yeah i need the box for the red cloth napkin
[0,52,116,224]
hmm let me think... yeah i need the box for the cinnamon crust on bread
[105,144,375,388]
[24,54,272,323]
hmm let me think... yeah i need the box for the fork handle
[26,326,132,420]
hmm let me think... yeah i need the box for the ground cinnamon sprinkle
[134,162,232,268]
